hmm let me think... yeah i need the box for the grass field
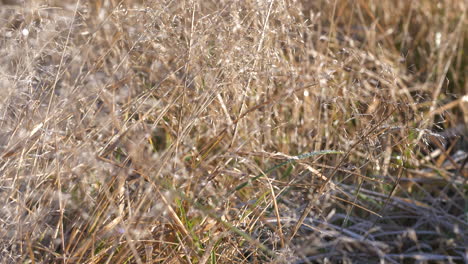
[0,0,467,263]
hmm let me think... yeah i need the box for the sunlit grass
[0,0,466,263]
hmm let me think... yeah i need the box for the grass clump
[0,0,466,263]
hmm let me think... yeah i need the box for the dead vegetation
[0,0,466,263]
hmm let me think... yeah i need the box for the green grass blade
[233,150,344,193]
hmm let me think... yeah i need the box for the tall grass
[0,0,466,263]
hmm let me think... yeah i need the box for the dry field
[0,0,467,263]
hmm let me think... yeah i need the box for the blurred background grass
[0,0,466,263]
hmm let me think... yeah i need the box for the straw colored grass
[0,0,466,263]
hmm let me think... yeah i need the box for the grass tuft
[0,0,466,263]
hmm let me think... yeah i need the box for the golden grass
[0,0,466,263]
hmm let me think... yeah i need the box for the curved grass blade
[233,150,344,193]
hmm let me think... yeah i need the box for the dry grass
[0,0,466,263]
